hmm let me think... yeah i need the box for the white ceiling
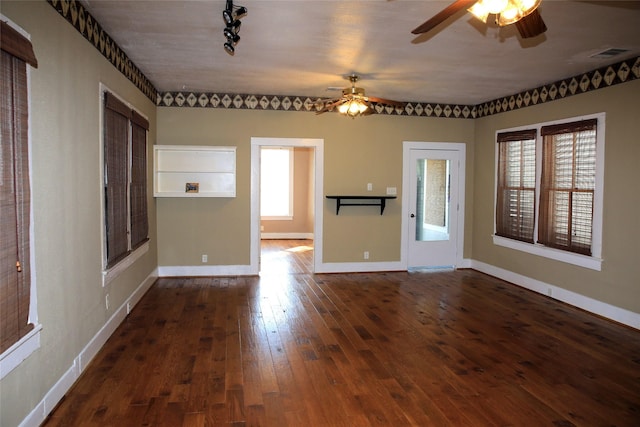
[80,0,640,105]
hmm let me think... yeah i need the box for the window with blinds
[1,21,38,354]
[494,116,602,263]
[103,92,149,269]
[496,129,537,243]
[539,119,597,255]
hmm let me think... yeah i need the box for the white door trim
[401,141,466,270]
[250,137,324,274]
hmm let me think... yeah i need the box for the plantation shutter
[539,119,597,255]
[495,129,537,243]
[1,22,37,353]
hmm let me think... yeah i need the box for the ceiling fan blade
[367,96,405,107]
[515,8,547,38]
[411,0,478,34]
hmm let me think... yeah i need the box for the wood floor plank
[43,240,640,426]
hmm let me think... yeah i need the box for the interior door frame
[250,137,324,274]
[401,141,466,269]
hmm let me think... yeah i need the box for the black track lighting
[222,0,247,55]
[223,6,247,25]
[224,19,241,37]
[224,41,235,55]
[226,33,240,45]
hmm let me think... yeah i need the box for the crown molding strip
[47,0,158,102]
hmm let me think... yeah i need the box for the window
[496,129,537,243]
[539,119,597,255]
[103,91,149,270]
[1,19,40,369]
[260,147,293,219]
[494,114,604,270]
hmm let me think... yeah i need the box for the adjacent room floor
[43,240,640,426]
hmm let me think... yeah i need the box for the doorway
[250,138,324,275]
[402,142,466,269]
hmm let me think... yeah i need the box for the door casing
[250,137,324,275]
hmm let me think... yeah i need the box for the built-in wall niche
[153,145,236,197]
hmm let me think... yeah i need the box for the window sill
[0,324,42,380]
[493,235,602,271]
[102,241,150,287]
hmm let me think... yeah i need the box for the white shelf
[153,145,236,197]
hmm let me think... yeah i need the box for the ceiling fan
[412,0,547,39]
[316,75,405,118]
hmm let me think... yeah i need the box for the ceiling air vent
[590,48,630,59]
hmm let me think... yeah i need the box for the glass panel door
[408,149,459,268]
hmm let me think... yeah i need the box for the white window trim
[260,146,294,220]
[493,112,605,271]
[0,14,41,379]
[98,83,150,285]
[102,240,149,287]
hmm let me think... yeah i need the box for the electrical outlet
[386,187,397,195]
[105,294,110,310]
[364,251,369,260]
[127,302,131,314]
[367,183,373,191]
[202,254,208,263]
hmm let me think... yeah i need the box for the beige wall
[472,79,640,314]
[261,147,314,236]
[1,2,158,426]
[2,1,639,426]
[156,108,475,265]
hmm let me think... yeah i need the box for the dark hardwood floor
[43,240,640,426]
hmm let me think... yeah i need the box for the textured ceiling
[79,0,640,105]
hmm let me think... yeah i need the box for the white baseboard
[315,261,405,274]
[19,271,158,427]
[158,265,254,277]
[471,260,640,330]
[260,232,313,240]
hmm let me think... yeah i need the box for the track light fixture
[223,5,247,25]
[222,0,247,55]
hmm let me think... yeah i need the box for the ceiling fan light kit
[315,75,404,119]
[337,99,370,118]
[467,0,542,26]
[222,0,247,55]
[413,0,546,39]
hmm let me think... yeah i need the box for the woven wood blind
[0,20,38,68]
[130,121,148,249]
[104,93,148,267]
[1,50,34,353]
[495,129,537,243]
[539,119,597,255]
[104,93,131,267]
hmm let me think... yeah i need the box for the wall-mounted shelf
[154,145,236,197]
[326,195,397,215]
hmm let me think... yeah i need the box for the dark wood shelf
[326,195,397,215]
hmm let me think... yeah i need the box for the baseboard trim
[158,265,255,277]
[315,261,404,274]
[471,260,640,330]
[20,271,158,427]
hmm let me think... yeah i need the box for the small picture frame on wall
[185,182,199,193]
